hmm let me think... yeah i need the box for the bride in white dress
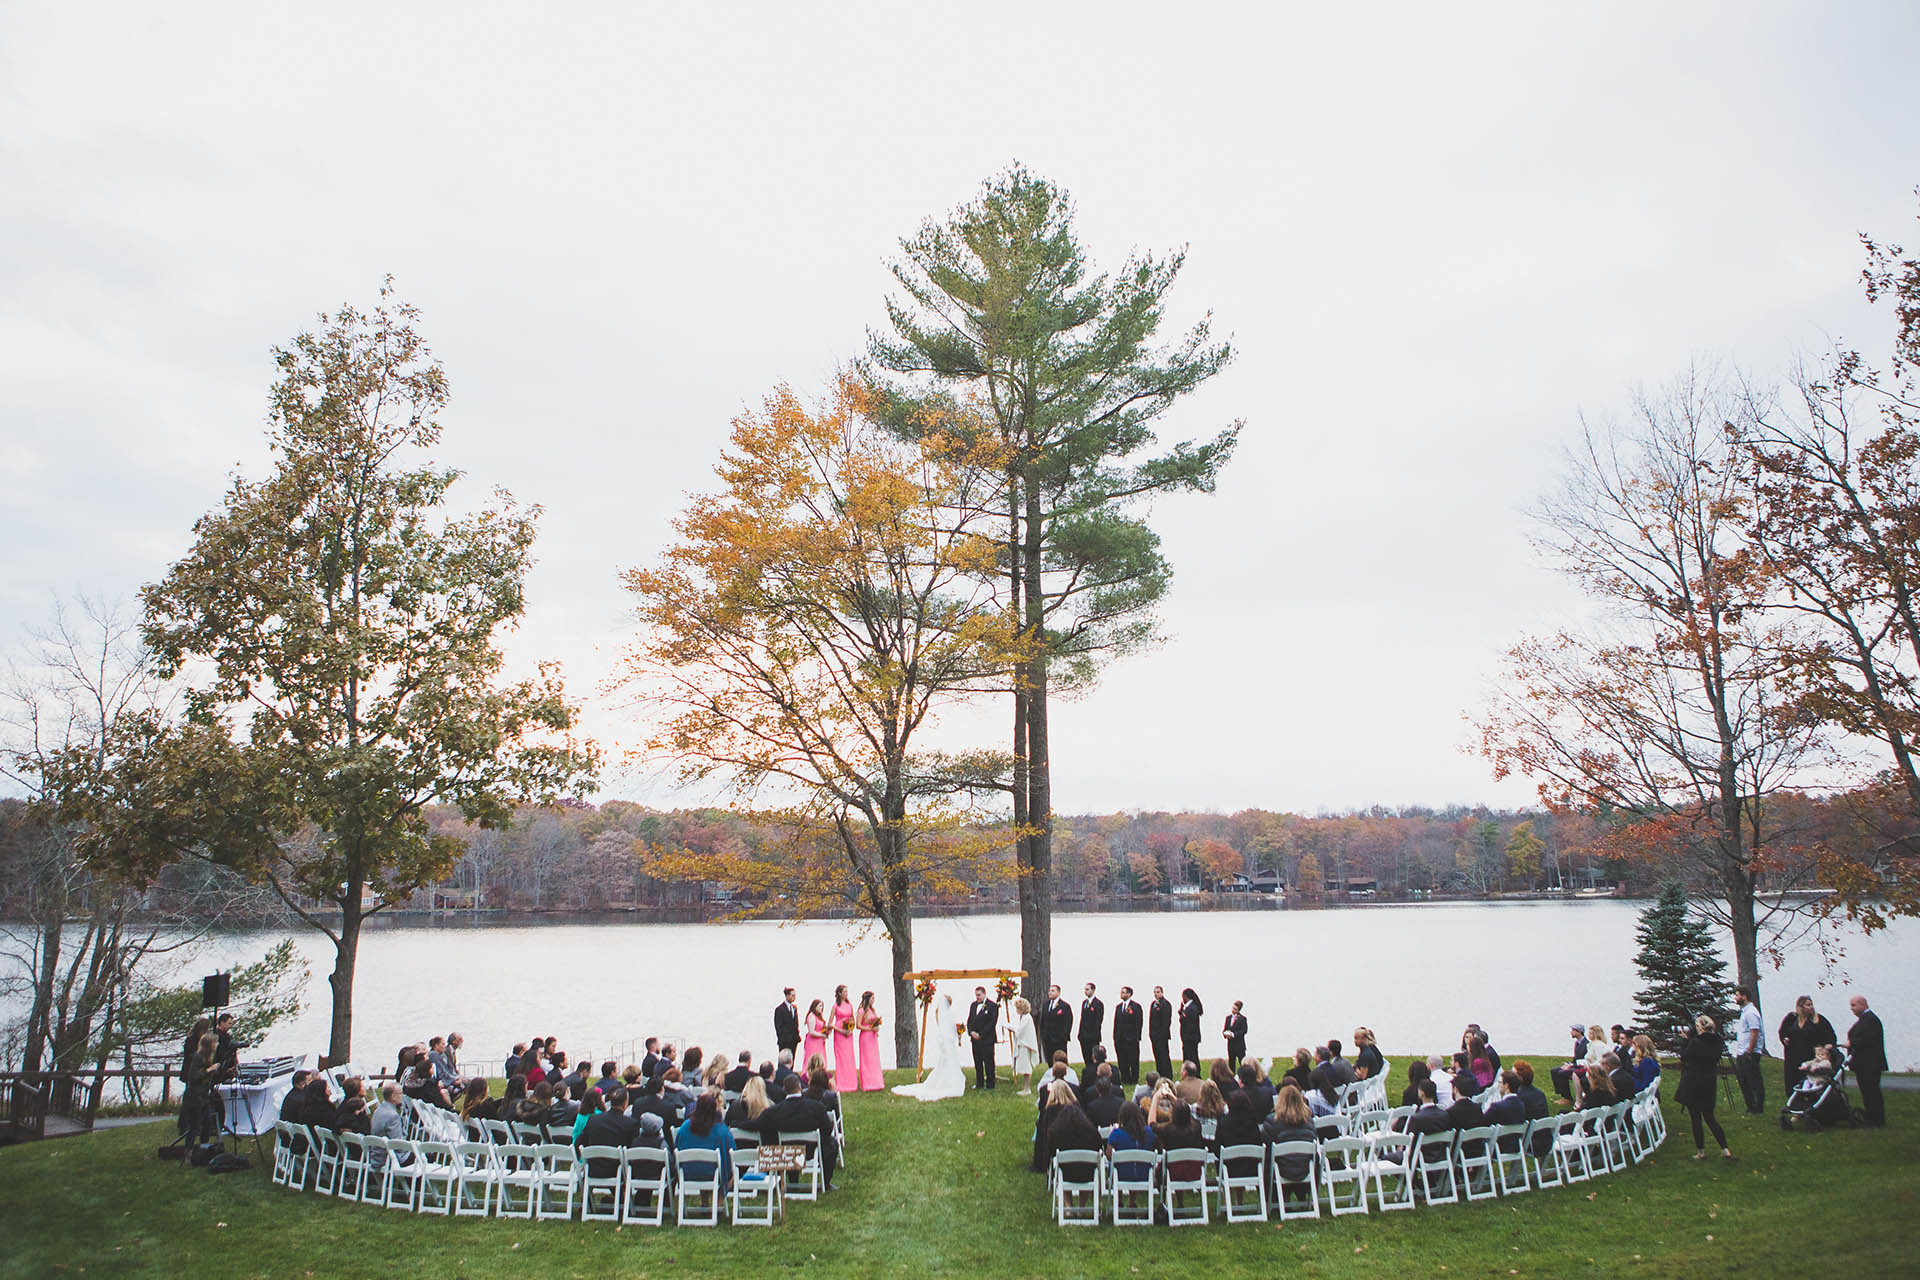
[893,990,967,1101]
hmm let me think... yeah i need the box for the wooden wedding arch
[902,968,1027,1073]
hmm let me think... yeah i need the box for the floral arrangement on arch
[995,975,1019,1003]
[915,977,937,1007]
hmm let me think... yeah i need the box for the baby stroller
[1779,1048,1863,1132]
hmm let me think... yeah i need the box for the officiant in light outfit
[1009,996,1040,1093]
[893,990,967,1101]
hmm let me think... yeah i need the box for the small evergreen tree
[1633,881,1735,1053]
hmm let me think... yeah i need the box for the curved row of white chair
[1050,1084,1666,1226]
[271,1118,834,1228]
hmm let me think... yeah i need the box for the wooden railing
[1,1078,49,1143]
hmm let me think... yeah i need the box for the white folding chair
[1552,1111,1595,1183]
[1218,1144,1268,1222]
[1160,1147,1212,1226]
[1410,1131,1457,1205]
[384,1138,428,1210]
[620,1147,671,1226]
[730,1149,782,1226]
[535,1143,580,1220]
[413,1140,458,1214]
[1493,1122,1533,1195]
[1364,1132,1417,1211]
[1050,1150,1102,1225]
[1456,1125,1499,1201]
[675,1149,724,1226]
[1320,1136,1369,1216]
[270,1121,300,1188]
[511,1121,547,1147]
[312,1127,344,1196]
[777,1129,824,1202]
[494,1143,541,1218]
[1529,1117,1567,1189]
[335,1132,373,1201]
[452,1141,498,1216]
[1271,1141,1321,1219]
[482,1118,513,1146]
[1601,1102,1632,1172]
[578,1146,624,1223]
[1108,1149,1159,1225]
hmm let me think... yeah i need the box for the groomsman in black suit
[1148,986,1174,1078]
[1112,987,1144,1085]
[1223,1000,1249,1070]
[774,988,801,1061]
[1078,984,1105,1067]
[967,986,1000,1089]
[1039,985,1074,1067]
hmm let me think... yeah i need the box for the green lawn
[2,1060,1914,1279]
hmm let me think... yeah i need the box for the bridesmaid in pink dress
[802,998,829,1074]
[831,984,858,1092]
[855,990,885,1090]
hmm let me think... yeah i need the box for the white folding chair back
[1413,1130,1457,1205]
[359,1135,393,1206]
[1270,1141,1321,1219]
[385,1138,428,1211]
[1601,1102,1632,1171]
[452,1141,498,1216]
[511,1120,547,1146]
[313,1127,344,1195]
[620,1147,671,1226]
[776,1129,824,1201]
[1552,1111,1593,1183]
[335,1131,373,1201]
[482,1118,512,1146]
[675,1149,724,1226]
[1050,1150,1102,1225]
[1455,1125,1499,1201]
[494,1143,541,1218]
[730,1150,782,1226]
[535,1143,581,1220]
[1494,1122,1533,1194]
[1107,1149,1159,1225]
[271,1121,299,1187]
[578,1145,624,1223]
[1218,1144,1268,1222]
[1320,1136,1370,1216]
[1161,1147,1212,1226]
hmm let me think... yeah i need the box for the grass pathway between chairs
[1,1058,1915,1279]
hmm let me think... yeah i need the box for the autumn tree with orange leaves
[1475,370,1825,1003]
[618,377,1025,1068]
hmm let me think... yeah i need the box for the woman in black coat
[1676,1015,1733,1160]
[1177,989,1204,1069]
[1215,1089,1266,1180]
[1777,996,1838,1094]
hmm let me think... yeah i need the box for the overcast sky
[4,2,1918,816]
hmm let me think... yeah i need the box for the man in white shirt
[1732,987,1766,1115]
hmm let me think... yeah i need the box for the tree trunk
[1721,857,1761,1010]
[328,904,362,1065]
[887,909,917,1070]
[1020,481,1053,1005]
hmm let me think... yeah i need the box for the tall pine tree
[1633,881,1735,1053]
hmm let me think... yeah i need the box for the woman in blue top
[1631,1035,1662,1092]
[1104,1100,1156,1181]
[673,1092,735,1186]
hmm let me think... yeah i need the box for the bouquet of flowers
[839,1015,856,1035]
[915,978,936,1008]
[995,975,1019,1003]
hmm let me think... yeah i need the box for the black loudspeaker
[201,974,230,1008]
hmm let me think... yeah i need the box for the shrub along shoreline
[1,1056,1914,1279]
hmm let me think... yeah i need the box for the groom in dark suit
[967,986,1000,1089]
[774,988,801,1061]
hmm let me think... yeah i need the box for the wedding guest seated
[298,1076,336,1133]
[1282,1048,1314,1092]
[1217,1090,1265,1178]
[1512,1060,1554,1158]
[594,1061,621,1097]
[772,1050,798,1092]
[1631,1036,1662,1093]
[508,1080,553,1129]
[675,1092,737,1186]
[806,1067,839,1115]
[405,1056,454,1111]
[1581,1068,1618,1114]
[1324,1040,1357,1087]
[1402,1080,1452,1140]
[1079,1046,1111,1094]
[726,1076,771,1128]
[1353,1027,1385,1080]
[1605,1052,1636,1102]
[1428,1056,1454,1107]
[620,1063,644,1094]
[1208,1059,1238,1098]
[1084,1079,1123,1129]
[1196,1080,1227,1144]
[756,1074,838,1190]
[659,1066,695,1111]
[1551,1024,1587,1100]
[1446,1072,1485,1133]
[566,1086,596,1140]
[1469,1039,1496,1091]
[1307,1073,1342,1121]
[427,1036,461,1093]
[1030,1079,1079,1172]
[458,1077,495,1123]
[631,1074,680,1137]
[504,1042,528,1079]
[1483,1070,1528,1126]
[1047,1101,1102,1184]
[1105,1100,1156,1180]
[724,1051,755,1094]
[1401,1059,1430,1108]
[1153,1099,1208,1183]
[523,1047,548,1087]
[1133,1070,1160,1104]
[640,1038,662,1080]
[334,1087,372,1136]
[579,1087,642,1178]
[1173,1061,1205,1106]
[1148,1080,1177,1130]
[1262,1084,1320,1192]
[279,1070,313,1126]
[557,1053,588,1100]
[1236,1062,1275,1115]
[368,1083,408,1170]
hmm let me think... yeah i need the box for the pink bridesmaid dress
[831,1000,858,1091]
[802,1012,829,1074]
[856,1007,884,1090]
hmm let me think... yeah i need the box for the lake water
[158,901,1920,1072]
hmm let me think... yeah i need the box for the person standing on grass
[1846,995,1887,1128]
[1112,987,1143,1085]
[1733,987,1767,1115]
[968,985,999,1089]
[1677,1014,1734,1161]
[1149,987,1175,1079]
[1078,984,1104,1068]
[1222,1001,1248,1070]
